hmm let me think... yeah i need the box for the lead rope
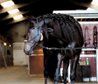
[40,46,98,50]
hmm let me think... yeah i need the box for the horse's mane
[36,13,84,46]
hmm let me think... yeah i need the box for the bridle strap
[27,27,41,43]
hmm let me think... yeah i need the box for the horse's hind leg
[63,58,69,84]
[70,55,79,84]
[54,53,62,84]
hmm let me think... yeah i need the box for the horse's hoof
[54,81,58,84]
[71,81,74,84]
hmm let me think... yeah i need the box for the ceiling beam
[0,3,30,14]
[1,11,29,20]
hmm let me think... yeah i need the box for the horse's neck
[42,27,68,47]
[43,32,65,48]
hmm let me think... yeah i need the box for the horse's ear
[44,18,51,23]
[38,21,44,27]
[44,19,49,23]
[30,20,36,27]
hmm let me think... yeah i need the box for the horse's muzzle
[24,49,33,55]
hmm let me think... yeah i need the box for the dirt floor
[0,66,97,84]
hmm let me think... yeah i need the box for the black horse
[24,13,84,84]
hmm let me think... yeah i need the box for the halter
[25,27,42,50]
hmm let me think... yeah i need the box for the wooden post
[0,44,7,68]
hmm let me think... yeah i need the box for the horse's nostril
[24,51,30,55]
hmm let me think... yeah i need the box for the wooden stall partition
[28,47,44,75]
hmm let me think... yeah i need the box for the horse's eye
[32,27,35,29]
[24,40,27,43]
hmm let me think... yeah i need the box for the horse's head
[24,19,44,55]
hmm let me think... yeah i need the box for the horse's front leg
[43,50,48,84]
[70,55,79,84]
[54,53,62,84]
[44,77,48,84]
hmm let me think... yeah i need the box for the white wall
[10,22,27,42]
[9,21,29,66]
[13,42,28,66]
